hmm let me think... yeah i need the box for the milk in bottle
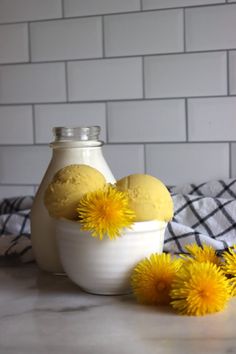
[31,126,115,273]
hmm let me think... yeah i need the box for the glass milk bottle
[31,126,115,273]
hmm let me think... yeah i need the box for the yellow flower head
[76,184,135,240]
[170,261,231,316]
[131,253,182,306]
[229,278,236,297]
[182,243,220,266]
[221,245,236,296]
[222,245,236,277]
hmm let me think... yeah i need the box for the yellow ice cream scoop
[116,174,173,222]
[44,164,106,220]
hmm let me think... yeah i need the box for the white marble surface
[1,263,236,354]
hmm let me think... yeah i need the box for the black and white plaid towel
[164,179,236,254]
[1,179,236,263]
[0,196,33,263]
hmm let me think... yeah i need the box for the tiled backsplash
[0,0,236,197]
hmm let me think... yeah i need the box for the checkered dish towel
[0,196,33,263]
[166,179,236,254]
[1,179,236,263]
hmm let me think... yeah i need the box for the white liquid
[31,143,115,273]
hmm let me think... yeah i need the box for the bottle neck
[50,140,103,149]
[48,143,116,183]
[47,126,114,182]
[50,143,104,164]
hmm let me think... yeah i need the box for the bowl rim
[54,218,167,233]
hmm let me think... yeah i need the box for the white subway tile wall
[0,63,66,103]
[186,4,236,51]
[188,97,236,141]
[0,106,33,144]
[0,146,50,184]
[107,100,186,142]
[0,0,235,197]
[67,58,142,101]
[0,186,35,198]
[0,23,28,64]
[64,0,140,17]
[145,143,229,185]
[30,18,103,62]
[0,0,62,24]
[142,0,224,10]
[229,51,236,94]
[103,144,145,180]
[144,52,227,98]
[104,10,183,57]
[34,103,107,143]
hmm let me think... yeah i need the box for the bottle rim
[53,126,101,142]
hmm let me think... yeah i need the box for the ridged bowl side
[56,219,166,295]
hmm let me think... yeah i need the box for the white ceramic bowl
[55,219,167,295]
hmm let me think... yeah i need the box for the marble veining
[1,263,236,354]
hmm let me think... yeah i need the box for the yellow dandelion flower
[182,243,220,266]
[229,278,236,297]
[170,261,231,316]
[76,184,135,240]
[131,253,182,306]
[221,245,236,296]
[222,245,236,277]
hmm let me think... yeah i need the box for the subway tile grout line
[143,144,147,173]
[1,95,236,107]
[107,141,234,145]
[0,48,233,67]
[185,98,189,142]
[0,142,233,148]
[27,22,32,62]
[64,62,69,102]
[0,2,233,26]
[105,102,109,143]
[0,94,236,107]
[101,16,105,58]
[183,8,186,52]
[32,104,36,144]
[142,56,145,99]
[61,0,65,18]
[226,50,230,95]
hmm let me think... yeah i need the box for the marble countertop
[1,263,236,354]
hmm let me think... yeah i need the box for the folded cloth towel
[165,179,236,254]
[0,196,33,263]
[1,179,236,263]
